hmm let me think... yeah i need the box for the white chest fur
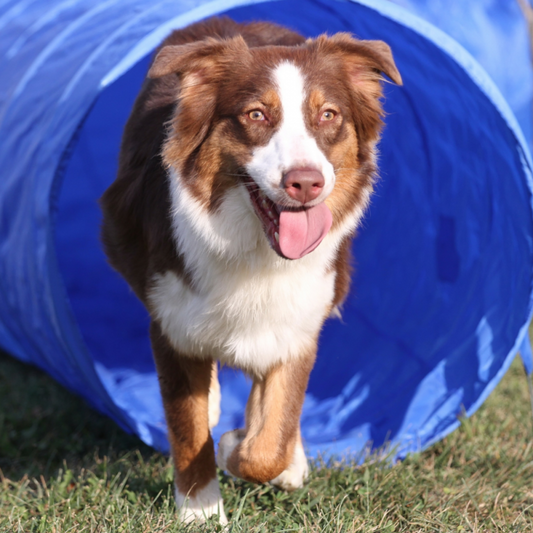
[147,175,351,375]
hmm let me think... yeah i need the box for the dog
[100,16,401,524]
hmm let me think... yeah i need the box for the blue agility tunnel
[1,0,533,460]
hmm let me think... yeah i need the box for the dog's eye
[248,110,265,121]
[320,110,336,122]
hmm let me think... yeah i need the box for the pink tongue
[279,203,333,259]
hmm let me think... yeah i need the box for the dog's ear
[148,36,250,80]
[324,33,402,86]
[148,41,201,79]
[153,36,250,173]
[312,33,401,145]
[351,38,402,86]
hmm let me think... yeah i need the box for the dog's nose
[282,168,325,204]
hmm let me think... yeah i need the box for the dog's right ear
[148,36,249,80]
[154,36,250,175]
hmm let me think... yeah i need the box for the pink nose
[282,168,325,204]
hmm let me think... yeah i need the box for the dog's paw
[175,478,228,525]
[217,429,245,471]
[270,440,309,491]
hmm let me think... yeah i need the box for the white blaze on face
[245,61,335,204]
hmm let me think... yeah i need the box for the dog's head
[149,31,401,261]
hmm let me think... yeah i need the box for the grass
[1,349,533,532]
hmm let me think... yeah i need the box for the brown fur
[100,18,307,299]
[228,347,316,483]
[100,16,401,509]
[150,321,216,497]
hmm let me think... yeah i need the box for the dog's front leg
[150,322,227,525]
[270,427,309,491]
[217,348,315,488]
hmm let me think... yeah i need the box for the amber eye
[321,110,336,122]
[248,110,265,121]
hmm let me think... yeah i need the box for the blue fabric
[1,0,532,460]
[520,335,533,375]
[387,0,533,153]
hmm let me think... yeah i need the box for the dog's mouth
[244,178,332,260]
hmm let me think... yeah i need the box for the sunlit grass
[1,348,533,532]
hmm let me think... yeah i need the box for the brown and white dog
[100,16,401,524]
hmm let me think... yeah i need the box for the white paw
[217,429,245,471]
[270,440,309,491]
[208,371,221,430]
[175,478,228,525]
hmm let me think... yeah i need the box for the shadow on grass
[0,350,161,484]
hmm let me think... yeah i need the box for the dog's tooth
[268,211,274,218]
[275,232,279,243]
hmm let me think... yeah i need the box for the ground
[1,346,532,532]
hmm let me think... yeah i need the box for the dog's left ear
[316,33,402,87]
[354,39,402,86]
[312,34,402,145]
